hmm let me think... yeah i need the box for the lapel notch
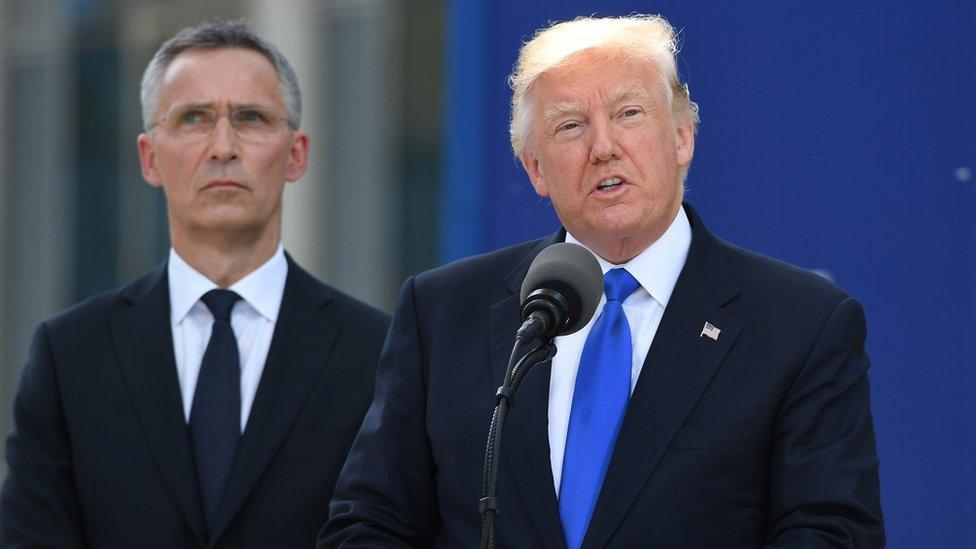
[209,258,340,543]
[583,204,744,549]
[489,233,567,548]
[111,265,208,545]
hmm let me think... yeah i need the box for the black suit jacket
[322,204,883,548]
[1,255,390,548]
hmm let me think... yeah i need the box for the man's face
[520,51,694,260]
[138,48,308,238]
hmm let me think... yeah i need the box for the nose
[208,116,239,163]
[588,117,621,164]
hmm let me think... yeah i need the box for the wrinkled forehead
[526,49,666,111]
[158,48,284,112]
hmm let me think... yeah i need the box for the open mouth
[596,177,624,191]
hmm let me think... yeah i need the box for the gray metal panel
[323,0,401,309]
[256,0,403,310]
[0,0,73,473]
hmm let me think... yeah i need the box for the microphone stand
[479,337,557,549]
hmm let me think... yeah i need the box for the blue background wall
[442,1,976,546]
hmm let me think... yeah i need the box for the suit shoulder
[718,239,853,311]
[292,267,390,338]
[326,287,391,333]
[43,274,152,335]
[413,236,549,293]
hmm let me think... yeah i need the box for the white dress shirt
[168,245,287,433]
[548,207,692,494]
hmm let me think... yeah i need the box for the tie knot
[603,268,640,303]
[201,289,241,322]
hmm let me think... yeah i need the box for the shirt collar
[566,205,691,308]
[168,244,288,325]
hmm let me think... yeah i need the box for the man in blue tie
[323,14,883,548]
[1,20,390,548]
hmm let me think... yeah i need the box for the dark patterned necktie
[190,289,242,535]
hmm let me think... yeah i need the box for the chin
[586,208,645,235]
[192,212,262,233]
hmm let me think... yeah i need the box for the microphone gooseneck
[480,242,603,549]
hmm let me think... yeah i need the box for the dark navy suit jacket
[322,204,883,548]
[1,255,390,548]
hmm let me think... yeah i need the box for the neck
[581,203,682,265]
[170,225,280,288]
[586,236,654,265]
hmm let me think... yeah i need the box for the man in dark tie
[322,14,883,548]
[0,20,389,548]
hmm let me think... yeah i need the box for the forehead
[529,52,663,109]
[158,48,283,110]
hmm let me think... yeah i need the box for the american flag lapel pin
[700,322,721,341]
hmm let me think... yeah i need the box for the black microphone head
[520,242,603,337]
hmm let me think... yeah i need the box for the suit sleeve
[1,323,86,548]
[765,296,885,547]
[319,277,439,548]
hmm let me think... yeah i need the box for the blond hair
[508,14,699,158]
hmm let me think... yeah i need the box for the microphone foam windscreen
[520,242,603,335]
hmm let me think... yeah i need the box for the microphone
[479,242,603,549]
[517,242,604,343]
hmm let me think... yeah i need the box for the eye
[178,109,207,125]
[621,107,642,118]
[233,109,271,125]
[557,121,581,132]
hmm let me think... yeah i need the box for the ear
[520,148,550,198]
[137,133,163,187]
[674,115,695,168]
[285,130,310,182]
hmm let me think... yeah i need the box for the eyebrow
[164,101,272,115]
[540,86,658,129]
[605,85,656,107]
[542,101,587,128]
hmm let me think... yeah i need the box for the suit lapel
[209,258,340,544]
[582,204,744,549]
[111,265,208,545]
[489,234,568,548]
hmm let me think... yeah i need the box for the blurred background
[0,0,973,546]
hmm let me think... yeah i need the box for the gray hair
[509,14,699,160]
[140,19,302,131]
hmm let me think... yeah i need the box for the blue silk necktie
[559,268,641,549]
[190,289,242,535]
